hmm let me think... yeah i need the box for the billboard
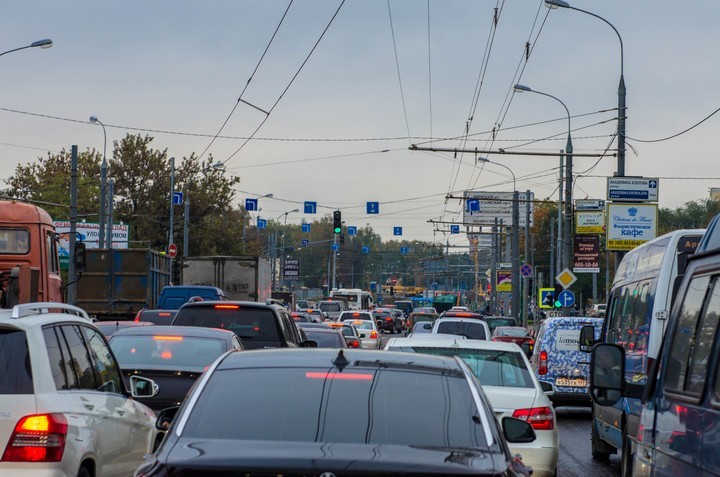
[496,270,512,292]
[575,211,606,234]
[573,235,600,273]
[463,191,534,227]
[606,203,658,251]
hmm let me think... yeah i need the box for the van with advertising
[582,229,704,473]
[530,316,603,407]
[585,217,720,477]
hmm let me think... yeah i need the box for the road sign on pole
[172,191,183,205]
[245,198,258,211]
[367,202,379,214]
[539,288,555,309]
[557,290,576,308]
[168,243,177,258]
[555,268,577,289]
[303,201,317,214]
[520,263,533,278]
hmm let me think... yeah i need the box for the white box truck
[181,256,272,303]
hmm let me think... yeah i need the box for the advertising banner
[283,258,300,281]
[575,211,606,234]
[463,191,534,226]
[54,221,130,269]
[573,235,600,273]
[606,203,658,251]
[496,270,512,292]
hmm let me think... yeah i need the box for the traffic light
[339,233,345,245]
[554,285,563,308]
[333,210,342,234]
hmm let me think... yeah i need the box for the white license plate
[556,378,587,387]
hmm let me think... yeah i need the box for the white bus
[591,229,705,462]
[330,288,373,310]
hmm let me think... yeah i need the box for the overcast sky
[2,1,718,247]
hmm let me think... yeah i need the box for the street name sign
[575,199,605,211]
[462,191,534,226]
[607,177,659,202]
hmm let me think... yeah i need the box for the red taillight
[370,331,378,339]
[455,312,474,317]
[350,340,360,348]
[385,317,392,321]
[539,351,548,375]
[134,310,142,322]
[2,414,67,462]
[214,304,240,310]
[306,372,373,381]
[512,406,554,430]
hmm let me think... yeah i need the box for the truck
[181,256,272,303]
[0,200,63,307]
[75,248,172,320]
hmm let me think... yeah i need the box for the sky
[1,1,719,248]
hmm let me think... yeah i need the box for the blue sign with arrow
[332,243,339,252]
[466,199,480,213]
[245,198,258,211]
[361,246,369,254]
[558,290,575,308]
[303,201,317,214]
[400,246,408,255]
[347,226,357,236]
[172,191,184,205]
[301,223,311,233]
[450,224,460,234]
[257,218,267,229]
[393,227,402,236]
[367,202,379,214]
[301,239,309,247]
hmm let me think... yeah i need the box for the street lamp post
[513,84,573,272]
[89,115,108,248]
[0,39,53,57]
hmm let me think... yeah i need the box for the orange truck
[0,200,63,306]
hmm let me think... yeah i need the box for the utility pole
[106,179,114,249]
[550,218,555,282]
[557,152,564,273]
[168,157,175,249]
[511,190,520,322]
[332,234,338,290]
[522,190,530,327]
[68,145,78,306]
[490,218,497,315]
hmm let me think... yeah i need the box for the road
[556,406,620,476]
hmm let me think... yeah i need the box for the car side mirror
[155,406,180,431]
[539,380,554,395]
[422,323,433,330]
[579,325,596,352]
[301,340,318,348]
[589,344,624,406]
[502,416,536,443]
[130,375,159,398]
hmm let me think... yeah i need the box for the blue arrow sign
[332,243,339,252]
[361,246,369,254]
[172,191,184,205]
[558,290,575,308]
[347,226,357,236]
[466,199,480,213]
[303,201,317,214]
[257,218,267,229]
[301,239,309,247]
[393,227,402,236]
[245,198,258,211]
[367,202,379,214]
[450,224,460,234]
[301,223,311,233]
[400,246,408,255]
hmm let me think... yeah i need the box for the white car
[385,336,559,477]
[0,303,159,477]
[349,319,382,349]
[431,317,491,341]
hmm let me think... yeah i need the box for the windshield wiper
[354,360,463,376]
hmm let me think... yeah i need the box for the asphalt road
[556,406,621,476]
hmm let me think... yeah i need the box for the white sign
[575,199,605,211]
[607,177,659,202]
[555,329,581,352]
[606,203,658,251]
[463,191,534,226]
[575,211,606,234]
[54,221,130,252]
[467,233,492,253]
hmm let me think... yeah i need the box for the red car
[491,326,534,357]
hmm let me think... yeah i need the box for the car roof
[178,300,282,311]
[109,324,235,339]
[215,348,464,372]
[436,317,487,324]
[0,304,94,330]
[441,311,484,318]
[387,336,520,351]
[302,327,342,335]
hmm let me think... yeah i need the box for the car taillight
[539,351,548,375]
[350,340,360,348]
[214,304,240,310]
[385,317,392,321]
[134,310,142,322]
[512,406,554,430]
[2,413,67,462]
[370,331,378,339]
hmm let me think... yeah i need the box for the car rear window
[319,303,342,312]
[139,310,177,325]
[0,329,33,394]
[303,331,345,348]
[437,321,487,340]
[173,306,280,347]
[110,335,224,368]
[182,367,487,448]
[339,312,371,321]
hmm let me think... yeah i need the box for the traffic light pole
[332,233,337,290]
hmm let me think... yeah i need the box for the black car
[139,349,535,476]
[133,308,178,325]
[373,309,400,333]
[301,327,348,349]
[171,301,316,349]
[109,325,242,412]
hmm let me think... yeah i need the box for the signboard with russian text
[496,270,512,292]
[575,211,605,234]
[607,177,659,202]
[54,221,130,270]
[606,203,658,251]
[573,235,600,273]
[462,191,534,226]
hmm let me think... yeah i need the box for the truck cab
[157,285,227,310]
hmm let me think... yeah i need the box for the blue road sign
[400,246,408,255]
[520,263,533,278]
[301,239,309,247]
[304,201,317,214]
[450,224,460,234]
[257,218,267,229]
[347,226,357,236]
[172,191,184,205]
[332,243,339,252]
[301,223,311,233]
[466,199,480,213]
[245,198,258,211]
[540,289,555,308]
[393,227,402,236]
[369,281,377,292]
[361,246,369,254]
[558,290,575,308]
[367,202,379,214]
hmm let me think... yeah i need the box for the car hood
[160,439,508,475]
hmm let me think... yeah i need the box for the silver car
[351,319,382,349]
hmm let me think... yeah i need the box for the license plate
[556,378,587,387]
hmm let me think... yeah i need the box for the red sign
[168,243,178,258]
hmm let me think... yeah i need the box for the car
[431,317,491,340]
[414,306,438,314]
[336,310,374,323]
[290,311,313,323]
[316,300,346,321]
[588,303,606,318]
[305,309,326,322]
[295,300,311,310]
[109,325,243,412]
[171,301,317,349]
[388,308,406,331]
[450,306,469,311]
[406,311,438,331]
[301,327,348,349]
[352,319,382,349]
[393,299,413,318]
[0,302,159,477]
[136,348,535,476]
[484,316,519,334]
[440,310,485,320]
[133,309,178,325]
[373,308,400,334]
[492,326,535,357]
[157,285,227,310]
[384,336,559,477]
[93,319,154,339]
[338,321,362,348]
[409,320,434,335]
[530,316,603,407]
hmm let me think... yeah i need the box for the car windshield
[340,313,371,321]
[182,366,487,448]
[388,347,534,389]
[437,321,487,340]
[0,329,33,394]
[353,321,374,331]
[496,328,528,337]
[110,335,224,368]
[173,306,280,348]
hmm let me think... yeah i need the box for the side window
[59,325,98,390]
[46,232,59,274]
[81,326,123,394]
[43,327,69,390]
[284,313,301,344]
[232,336,244,350]
[687,278,720,395]
[275,312,290,342]
[664,275,711,394]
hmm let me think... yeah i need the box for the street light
[0,39,53,57]
[513,83,573,272]
[545,0,625,177]
[89,115,108,248]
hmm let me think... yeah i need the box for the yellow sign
[539,288,555,309]
[575,211,605,234]
[556,269,577,289]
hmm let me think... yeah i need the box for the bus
[329,288,373,310]
[590,229,704,465]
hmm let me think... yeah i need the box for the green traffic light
[554,300,562,308]
[334,227,341,234]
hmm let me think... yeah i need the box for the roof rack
[11,302,91,321]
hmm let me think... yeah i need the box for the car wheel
[621,432,633,477]
[77,465,91,477]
